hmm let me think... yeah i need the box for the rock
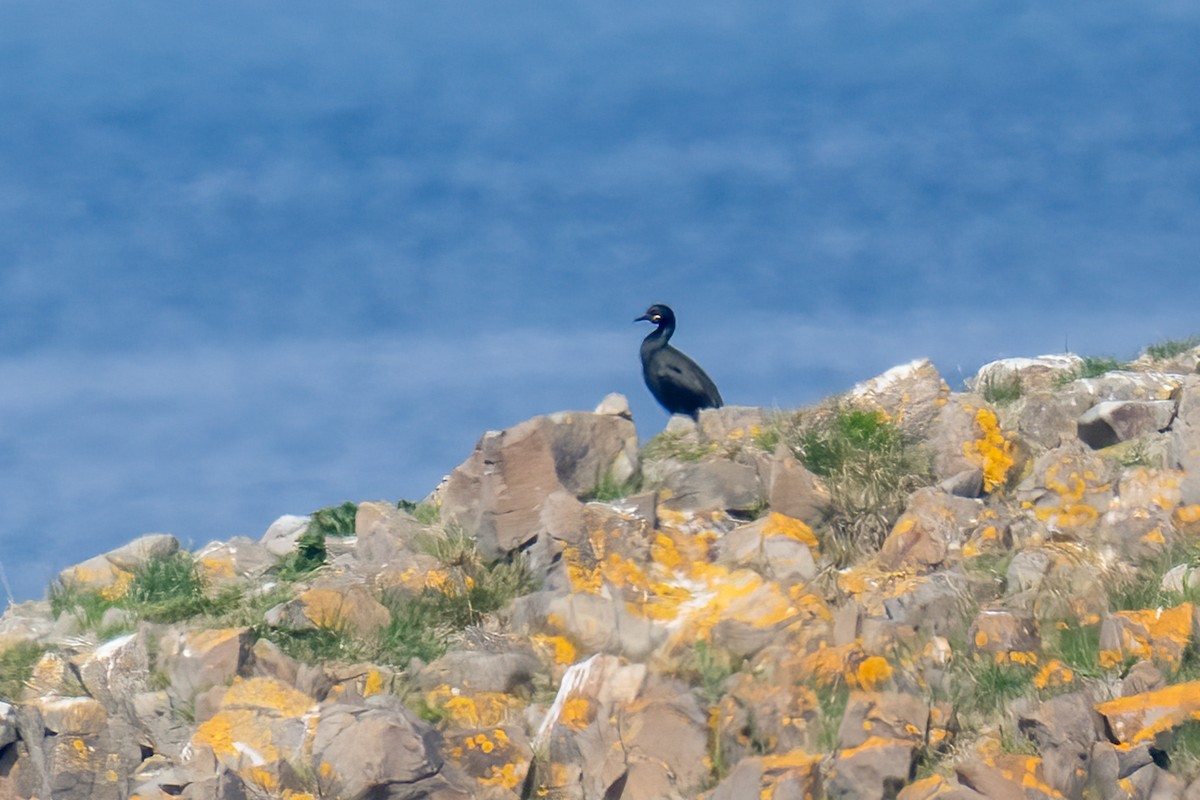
[105,533,181,572]
[837,691,929,750]
[968,607,1040,665]
[827,736,917,799]
[187,676,318,793]
[716,512,820,586]
[311,694,456,799]
[1099,603,1194,673]
[1007,390,1087,451]
[1064,370,1184,405]
[708,751,822,800]
[355,500,427,566]
[259,514,311,557]
[655,459,763,514]
[417,647,542,695]
[193,536,277,590]
[766,444,833,524]
[75,631,149,714]
[849,358,951,439]
[929,395,1016,495]
[0,701,16,750]
[160,627,252,701]
[1095,681,1200,746]
[1168,378,1200,504]
[1078,400,1176,449]
[268,582,391,636]
[1123,661,1167,697]
[1017,442,1116,536]
[879,488,983,572]
[970,354,1084,394]
[594,392,632,418]
[1017,690,1101,797]
[441,415,609,559]
[956,755,1063,799]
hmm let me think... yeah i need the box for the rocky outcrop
[8,346,1200,799]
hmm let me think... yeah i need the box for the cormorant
[635,304,723,420]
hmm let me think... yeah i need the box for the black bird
[635,303,723,420]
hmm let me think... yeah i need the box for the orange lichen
[762,513,820,551]
[531,634,578,666]
[560,696,593,730]
[1033,660,1075,690]
[479,762,525,790]
[1096,680,1200,743]
[855,657,893,691]
[964,407,1014,492]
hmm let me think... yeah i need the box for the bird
[635,303,723,420]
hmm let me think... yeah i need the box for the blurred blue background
[2,1,1199,603]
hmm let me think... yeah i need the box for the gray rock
[1063,370,1183,406]
[159,627,252,701]
[827,737,915,800]
[717,514,818,586]
[1007,390,1087,451]
[969,354,1084,394]
[104,533,180,572]
[417,647,541,694]
[655,459,762,513]
[440,416,599,559]
[0,701,15,750]
[1078,400,1176,449]
[193,536,277,589]
[766,444,832,524]
[355,501,426,569]
[311,694,451,800]
[849,358,951,439]
[259,514,311,557]
[696,404,766,443]
[75,631,149,715]
[594,391,632,418]
[1017,690,1101,797]
[1168,379,1200,503]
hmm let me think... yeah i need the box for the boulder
[1099,603,1195,673]
[267,582,391,636]
[441,413,625,559]
[193,536,277,590]
[1078,400,1176,449]
[708,751,822,800]
[879,488,983,572]
[160,627,253,701]
[716,512,820,585]
[259,514,311,557]
[929,395,1016,495]
[1017,690,1102,797]
[968,607,1040,665]
[969,354,1084,394]
[655,459,763,514]
[849,358,951,439]
[311,694,457,799]
[766,444,833,524]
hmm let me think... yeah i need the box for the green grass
[0,641,46,701]
[308,501,358,538]
[641,430,713,463]
[582,468,643,503]
[1044,621,1103,678]
[397,499,441,525]
[1145,336,1200,361]
[957,658,1036,717]
[790,406,934,556]
[1107,541,1200,612]
[1165,720,1200,781]
[266,527,538,668]
[978,373,1024,405]
[814,681,850,752]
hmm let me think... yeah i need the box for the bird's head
[635,304,675,326]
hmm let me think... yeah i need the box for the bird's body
[636,304,723,420]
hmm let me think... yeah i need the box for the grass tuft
[788,406,933,557]
[308,501,358,538]
[582,468,643,503]
[0,641,46,701]
[397,499,440,525]
[641,430,712,463]
[1145,336,1200,361]
[979,373,1024,406]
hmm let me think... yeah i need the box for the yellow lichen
[964,408,1014,492]
[855,657,893,691]
[560,696,593,730]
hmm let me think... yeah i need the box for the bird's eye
[651,315,661,322]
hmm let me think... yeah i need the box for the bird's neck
[641,323,673,353]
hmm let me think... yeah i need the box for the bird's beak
[634,313,651,323]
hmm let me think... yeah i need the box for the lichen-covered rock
[655,459,763,514]
[160,627,253,701]
[311,693,461,799]
[716,512,820,585]
[193,536,277,590]
[268,581,391,636]
[827,736,917,800]
[1017,690,1101,798]
[970,354,1085,394]
[258,513,311,557]
[879,488,983,572]
[707,750,822,800]
[968,607,1040,665]
[849,358,951,439]
[766,443,833,525]
[1099,603,1195,673]
[1095,680,1200,746]
[440,415,599,559]
[929,394,1017,495]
